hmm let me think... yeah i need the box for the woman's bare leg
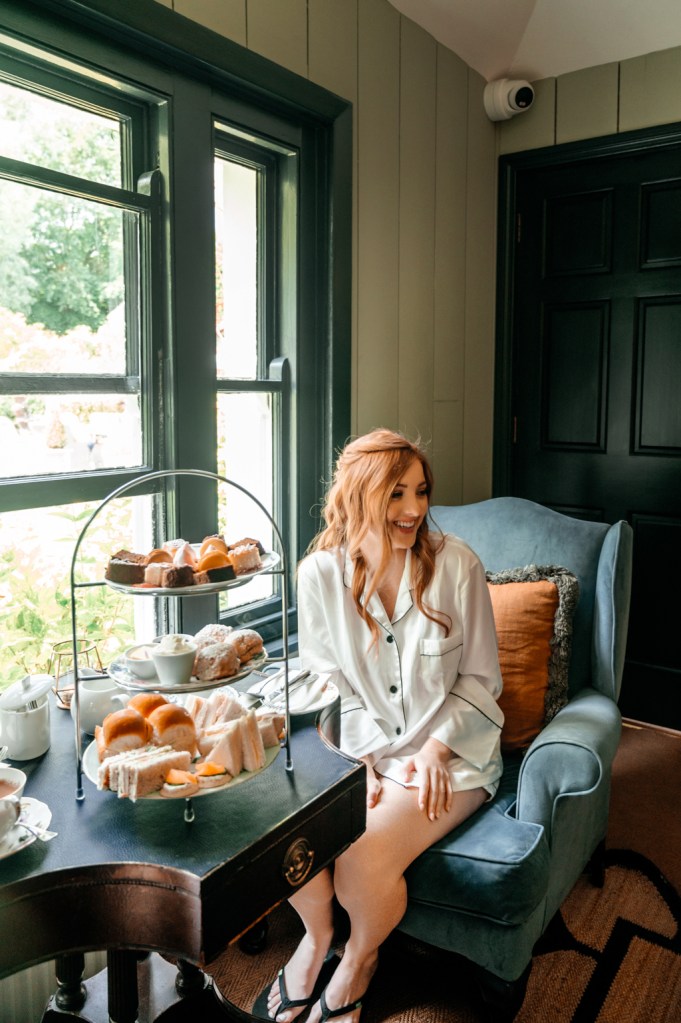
[265,866,335,1021]
[306,781,486,1023]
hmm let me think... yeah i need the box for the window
[0,0,350,687]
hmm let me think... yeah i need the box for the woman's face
[385,456,429,551]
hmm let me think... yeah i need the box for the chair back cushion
[430,497,632,701]
[488,566,579,749]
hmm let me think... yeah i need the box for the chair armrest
[515,688,621,828]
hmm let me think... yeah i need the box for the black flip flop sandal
[252,952,340,1021]
[319,986,364,1021]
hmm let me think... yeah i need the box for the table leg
[54,952,87,1011]
[42,951,252,1022]
[107,949,140,1023]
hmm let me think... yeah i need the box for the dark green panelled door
[506,140,681,728]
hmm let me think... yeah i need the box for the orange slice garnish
[197,550,231,572]
[199,535,229,558]
[146,548,173,564]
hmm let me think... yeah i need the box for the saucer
[0,797,52,860]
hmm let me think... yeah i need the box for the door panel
[506,141,681,728]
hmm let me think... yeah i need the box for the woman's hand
[403,737,453,821]
[360,756,382,809]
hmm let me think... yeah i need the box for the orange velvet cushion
[486,566,579,752]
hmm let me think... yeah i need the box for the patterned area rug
[207,848,681,1023]
[206,721,681,1022]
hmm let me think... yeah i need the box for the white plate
[0,798,52,860]
[107,650,268,694]
[104,551,280,596]
[82,740,279,800]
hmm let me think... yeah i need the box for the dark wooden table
[0,693,366,1022]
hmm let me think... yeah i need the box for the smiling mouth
[394,520,417,530]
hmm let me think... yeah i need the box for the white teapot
[71,675,128,735]
[0,674,53,761]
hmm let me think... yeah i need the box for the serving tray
[82,740,279,800]
[104,550,280,596]
[108,651,268,694]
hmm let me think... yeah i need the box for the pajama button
[386,635,394,643]
[396,727,402,735]
[390,685,398,694]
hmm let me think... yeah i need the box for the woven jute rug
[205,721,681,1023]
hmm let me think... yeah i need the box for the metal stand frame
[69,469,291,802]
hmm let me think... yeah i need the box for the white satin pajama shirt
[297,533,505,796]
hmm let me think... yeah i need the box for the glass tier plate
[83,740,279,800]
[104,550,280,596]
[107,651,268,694]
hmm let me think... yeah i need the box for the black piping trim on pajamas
[451,692,503,730]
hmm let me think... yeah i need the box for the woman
[260,428,504,1023]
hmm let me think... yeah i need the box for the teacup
[71,677,129,735]
[124,643,157,680]
[0,795,21,844]
[0,765,27,801]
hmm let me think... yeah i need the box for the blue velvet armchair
[399,497,633,1020]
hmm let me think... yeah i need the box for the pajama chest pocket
[419,632,463,690]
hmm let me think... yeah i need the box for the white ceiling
[387,0,681,82]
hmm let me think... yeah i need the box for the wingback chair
[398,497,633,1021]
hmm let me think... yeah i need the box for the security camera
[483,79,535,121]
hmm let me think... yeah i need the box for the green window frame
[0,0,352,647]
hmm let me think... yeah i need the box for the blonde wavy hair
[308,428,451,643]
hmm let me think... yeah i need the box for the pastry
[162,538,187,553]
[143,563,172,587]
[228,536,266,556]
[229,628,264,663]
[193,641,240,682]
[111,549,147,564]
[194,624,234,649]
[105,558,145,585]
[143,563,194,588]
[228,544,262,575]
[173,541,198,569]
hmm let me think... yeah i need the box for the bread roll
[127,693,168,718]
[96,708,151,761]
[147,703,196,755]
